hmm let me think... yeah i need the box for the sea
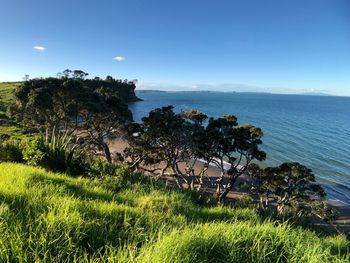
[129,91,350,207]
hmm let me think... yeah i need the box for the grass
[0,82,27,139]
[0,82,18,115]
[0,162,348,262]
[138,223,349,263]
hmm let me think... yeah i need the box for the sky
[1,0,350,96]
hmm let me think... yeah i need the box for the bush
[87,157,116,179]
[88,158,149,192]
[23,136,46,166]
[0,138,23,163]
[23,134,85,175]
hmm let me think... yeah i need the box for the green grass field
[0,162,348,262]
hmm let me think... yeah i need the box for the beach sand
[109,138,350,235]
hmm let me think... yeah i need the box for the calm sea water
[129,91,350,206]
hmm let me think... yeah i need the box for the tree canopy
[125,106,265,200]
[9,70,137,162]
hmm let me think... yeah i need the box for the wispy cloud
[33,45,46,51]
[113,56,125,61]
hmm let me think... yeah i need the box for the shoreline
[110,139,350,207]
[109,138,350,234]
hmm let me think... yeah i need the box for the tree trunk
[197,166,208,191]
[129,155,145,170]
[218,176,237,203]
[102,142,112,163]
[185,166,195,189]
[215,170,225,199]
[160,165,167,176]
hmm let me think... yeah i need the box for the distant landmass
[137,89,168,93]
[299,92,332,96]
[137,89,334,96]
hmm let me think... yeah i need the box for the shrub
[87,157,116,179]
[88,158,149,192]
[23,134,85,175]
[0,138,23,162]
[23,136,46,166]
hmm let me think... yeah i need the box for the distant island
[137,89,336,96]
[300,92,332,96]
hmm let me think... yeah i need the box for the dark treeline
[8,70,139,163]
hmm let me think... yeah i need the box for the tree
[80,87,132,163]
[181,110,208,189]
[105,75,115,82]
[62,69,72,78]
[9,77,90,135]
[125,106,265,199]
[125,106,187,187]
[23,74,30,81]
[204,116,266,202]
[244,162,335,219]
[72,70,89,79]
[10,71,137,163]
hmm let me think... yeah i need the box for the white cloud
[33,46,46,51]
[113,56,125,61]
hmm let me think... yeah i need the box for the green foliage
[45,131,81,172]
[23,133,85,175]
[126,105,266,199]
[23,136,46,166]
[9,74,136,134]
[0,163,348,262]
[245,163,335,220]
[0,139,23,162]
[9,77,92,132]
[8,74,134,162]
[88,158,149,192]
[87,157,117,179]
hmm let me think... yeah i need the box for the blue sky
[1,0,350,95]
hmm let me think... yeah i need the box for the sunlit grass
[0,163,348,262]
[138,222,349,262]
[0,82,27,139]
[0,82,18,114]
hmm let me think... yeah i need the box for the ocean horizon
[129,90,350,207]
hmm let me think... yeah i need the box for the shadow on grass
[26,173,125,203]
[0,170,348,260]
[0,191,29,214]
[24,172,346,236]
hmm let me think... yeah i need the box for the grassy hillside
[0,82,18,114]
[0,82,23,137]
[0,163,348,262]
